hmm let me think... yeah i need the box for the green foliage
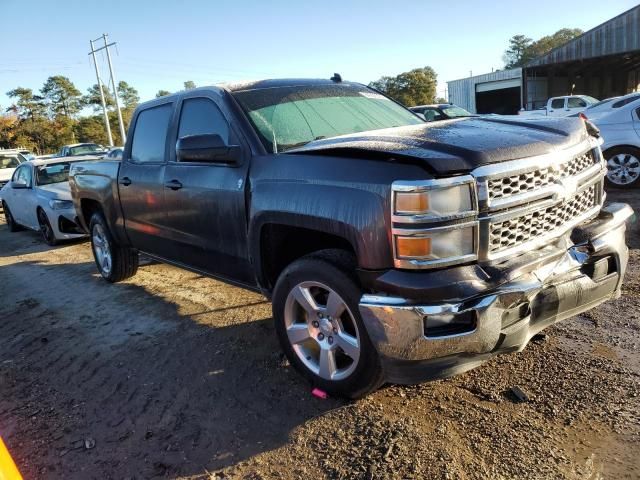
[369,67,438,106]
[156,90,171,98]
[184,80,196,90]
[2,77,141,154]
[40,76,83,118]
[83,84,116,112]
[118,81,140,108]
[503,28,583,68]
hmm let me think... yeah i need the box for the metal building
[448,5,640,114]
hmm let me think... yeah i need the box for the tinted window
[178,98,229,142]
[567,97,587,108]
[551,98,565,109]
[612,95,640,108]
[130,104,172,163]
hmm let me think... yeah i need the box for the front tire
[89,212,138,282]
[37,209,58,246]
[604,147,640,189]
[272,250,384,398]
[3,201,22,232]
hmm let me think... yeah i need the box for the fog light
[423,311,476,337]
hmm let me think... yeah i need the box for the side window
[130,103,173,164]
[550,98,565,109]
[567,97,586,108]
[14,166,32,185]
[178,97,230,143]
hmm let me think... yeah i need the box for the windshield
[232,84,423,153]
[581,96,599,105]
[442,105,473,118]
[0,155,21,169]
[69,144,102,155]
[36,162,73,185]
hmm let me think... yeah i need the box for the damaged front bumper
[359,203,634,384]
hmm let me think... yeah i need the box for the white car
[0,158,89,245]
[519,95,599,117]
[582,93,640,188]
[0,152,26,198]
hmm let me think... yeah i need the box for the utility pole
[102,34,126,144]
[88,39,113,146]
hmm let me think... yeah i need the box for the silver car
[583,93,640,188]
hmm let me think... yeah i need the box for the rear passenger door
[118,101,175,256]
[162,93,254,285]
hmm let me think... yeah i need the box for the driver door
[7,164,37,228]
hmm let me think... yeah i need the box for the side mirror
[176,134,241,164]
[12,180,28,189]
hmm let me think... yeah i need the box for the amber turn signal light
[396,236,431,258]
[395,192,429,213]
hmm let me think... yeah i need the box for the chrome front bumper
[359,203,634,383]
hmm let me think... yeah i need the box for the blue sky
[0,0,636,111]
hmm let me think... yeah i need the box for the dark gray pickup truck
[69,78,633,398]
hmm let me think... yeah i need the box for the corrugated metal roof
[447,68,522,113]
[526,5,640,67]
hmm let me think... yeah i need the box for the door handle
[164,179,183,190]
[119,177,132,186]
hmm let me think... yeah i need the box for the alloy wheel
[283,281,361,381]
[38,210,55,244]
[607,153,640,186]
[92,223,113,275]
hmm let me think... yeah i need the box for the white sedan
[582,93,640,188]
[0,158,89,245]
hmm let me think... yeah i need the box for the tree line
[0,78,197,154]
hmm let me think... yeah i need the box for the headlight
[392,176,478,269]
[393,176,476,222]
[49,199,73,210]
[394,223,477,267]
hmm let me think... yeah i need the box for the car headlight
[392,176,478,269]
[49,199,74,210]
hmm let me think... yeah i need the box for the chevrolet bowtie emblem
[555,177,579,201]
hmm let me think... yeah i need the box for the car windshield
[442,105,473,117]
[36,162,72,185]
[0,155,21,169]
[232,84,423,153]
[69,144,102,155]
[581,96,599,105]
[586,98,618,110]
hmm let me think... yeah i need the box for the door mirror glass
[176,134,241,164]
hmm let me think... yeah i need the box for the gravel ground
[0,190,639,480]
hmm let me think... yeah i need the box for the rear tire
[89,212,138,282]
[37,209,58,246]
[3,201,22,232]
[604,147,640,189]
[272,249,384,399]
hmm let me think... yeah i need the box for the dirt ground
[1,190,639,480]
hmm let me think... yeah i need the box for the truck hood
[0,169,15,182]
[37,182,72,200]
[287,117,589,175]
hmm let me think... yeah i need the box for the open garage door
[475,78,521,114]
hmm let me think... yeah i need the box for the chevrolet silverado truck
[69,78,633,398]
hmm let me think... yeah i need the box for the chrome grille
[488,150,597,201]
[488,184,598,253]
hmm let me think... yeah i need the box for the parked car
[1,158,88,245]
[105,146,124,161]
[519,95,599,117]
[579,93,640,188]
[0,152,26,194]
[410,103,474,121]
[57,143,106,157]
[69,78,631,398]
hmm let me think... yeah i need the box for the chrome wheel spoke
[287,324,311,345]
[292,285,319,316]
[325,291,346,319]
[318,347,337,380]
[335,332,359,359]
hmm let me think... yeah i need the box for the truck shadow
[0,257,345,480]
